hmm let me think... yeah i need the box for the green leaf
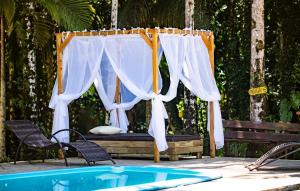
[37,0,93,30]
[0,0,15,24]
[279,99,292,122]
[290,91,300,110]
[33,13,53,47]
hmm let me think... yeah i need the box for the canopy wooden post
[208,33,216,158]
[56,33,63,94]
[55,33,65,159]
[152,30,160,163]
[114,76,121,127]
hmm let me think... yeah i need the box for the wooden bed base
[90,139,203,161]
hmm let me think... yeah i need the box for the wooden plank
[140,32,152,48]
[111,153,170,159]
[207,33,215,158]
[224,131,300,142]
[114,76,121,127]
[275,122,300,131]
[200,33,210,50]
[166,146,203,155]
[91,140,154,148]
[168,140,203,147]
[223,120,275,129]
[92,140,203,148]
[223,120,300,132]
[91,139,203,160]
[56,33,63,94]
[105,147,155,154]
[55,33,65,159]
[151,29,160,163]
[110,153,202,159]
[104,145,203,155]
[55,28,212,38]
[61,35,74,51]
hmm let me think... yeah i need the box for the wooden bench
[83,133,203,161]
[223,120,300,157]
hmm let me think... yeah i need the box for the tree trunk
[185,0,194,28]
[0,16,6,160]
[26,2,37,120]
[111,0,118,29]
[250,0,265,122]
[183,0,198,135]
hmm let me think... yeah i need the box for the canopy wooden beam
[55,33,66,159]
[114,77,121,127]
[57,28,213,51]
[208,33,216,158]
[61,35,74,51]
[151,30,161,163]
[140,33,152,48]
[56,33,63,94]
[56,28,211,37]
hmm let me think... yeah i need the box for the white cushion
[89,126,121,135]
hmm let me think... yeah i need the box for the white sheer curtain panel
[94,51,141,133]
[147,34,187,151]
[104,34,170,151]
[94,45,163,133]
[49,37,105,142]
[180,35,224,149]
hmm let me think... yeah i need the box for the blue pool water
[0,166,221,191]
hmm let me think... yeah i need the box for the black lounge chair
[52,129,116,165]
[246,142,300,171]
[5,120,115,166]
[4,120,68,166]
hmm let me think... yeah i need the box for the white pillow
[89,126,121,135]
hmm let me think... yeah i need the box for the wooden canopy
[55,28,216,163]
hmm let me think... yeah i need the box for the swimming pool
[0,166,221,191]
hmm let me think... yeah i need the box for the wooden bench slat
[223,120,300,132]
[224,130,300,142]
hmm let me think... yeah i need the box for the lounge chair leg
[60,149,68,166]
[14,142,23,165]
[111,159,116,164]
[42,149,46,163]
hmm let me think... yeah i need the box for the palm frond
[37,0,94,30]
[0,0,15,24]
[33,13,53,47]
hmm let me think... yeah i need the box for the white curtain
[93,51,140,133]
[95,36,164,134]
[49,36,104,142]
[180,35,224,149]
[147,34,187,151]
[49,33,224,150]
[104,34,171,151]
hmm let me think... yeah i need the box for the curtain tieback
[148,94,169,152]
[55,96,69,117]
[109,104,129,133]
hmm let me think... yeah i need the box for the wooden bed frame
[83,133,203,161]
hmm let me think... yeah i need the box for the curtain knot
[109,103,129,133]
[55,95,69,117]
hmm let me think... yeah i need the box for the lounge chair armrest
[19,131,64,150]
[52,129,87,142]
